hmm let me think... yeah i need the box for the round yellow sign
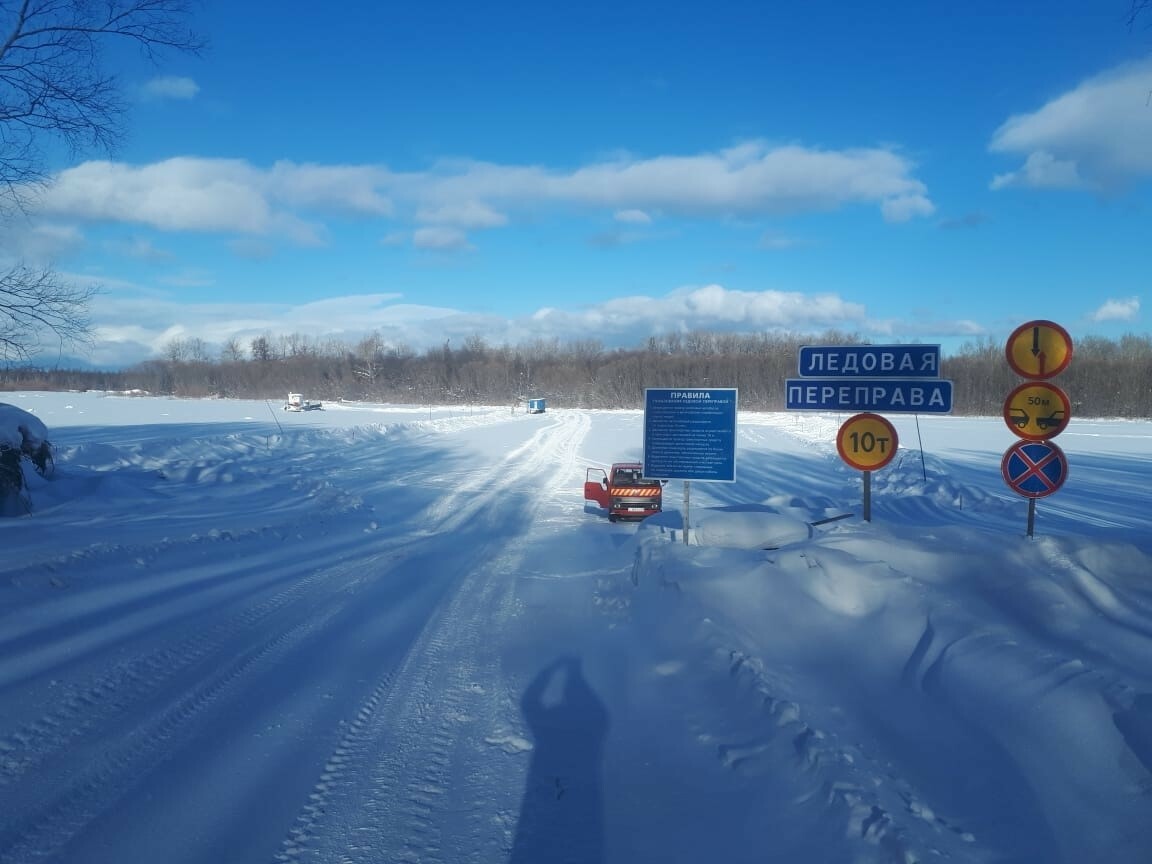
[1005,319,1073,379]
[1003,382,1071,441]
[836,413,899,471]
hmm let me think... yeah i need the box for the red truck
[584,462,663,522]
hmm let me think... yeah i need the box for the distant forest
[2,329,1150,418]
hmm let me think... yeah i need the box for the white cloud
[1090,296,1140,322]
[272,213,329,247]
[81,283,989,368]
[141,75,200,101]
[35,158,392,241]
[39,159,272,233]
[31,141,930,252]
[990,57,1152,190]
[267,161,393,215]
[614,209,652,224]
[228,237,276,260]
[881,194,936,222]
[417,142,933,222]
[159,269,215,288]
[532,284,868,334]
[115,236,174,261]
[0,221,85,263]
[416,200,507,228]
[87,292,416,366]
[412,226,472,251]
[991,151,1085,190]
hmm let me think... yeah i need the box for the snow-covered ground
[1,390,1150,864]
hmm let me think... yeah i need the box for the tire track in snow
[273,674,397,862]
[0,599,350,863]
[271,411,589,863]
[0,410,586,862]
[423,412,588,533]
[273,534,526,864]
[0,520,447,860]
[0,531,410,790]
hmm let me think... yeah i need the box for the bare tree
[250,335,274,362]
[353,331,385,387]
[278,332,314,358]
[186,336,208,363]
[220,336,245,363]
[0,264,96,360]
[162,336,188,363]
[1,1,205,359]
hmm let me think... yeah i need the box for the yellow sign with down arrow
[1005,320,1073,380]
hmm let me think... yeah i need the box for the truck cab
[584,462,663,522]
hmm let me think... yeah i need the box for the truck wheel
[608,514,617,523]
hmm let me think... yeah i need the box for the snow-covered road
[2,392,1151,863]
[2,406,598,862]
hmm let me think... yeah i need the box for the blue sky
[3,0,1151,367]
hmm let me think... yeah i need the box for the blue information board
[643,388,738,481]
[785,378,953,414]
[797,345,941,378]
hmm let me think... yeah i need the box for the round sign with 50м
[1002,381,1071,441]
[836,412,899,471]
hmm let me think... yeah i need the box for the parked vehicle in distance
[284,393,323,411]
[584,462,663,522]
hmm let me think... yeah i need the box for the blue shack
[527,398,546,414]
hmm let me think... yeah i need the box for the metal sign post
[683,480,691,545]
[787,346,952,523]
[643,388,738,544]
[1000,320,1074,537]
[1001,439,1069,538]
[836,413,898,521]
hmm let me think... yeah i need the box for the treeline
[2,330,1150,418]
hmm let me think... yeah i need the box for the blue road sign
[785,379,953,414]
[1001,440,1068,499]
[643,388,738,481]
[797,345,941,378]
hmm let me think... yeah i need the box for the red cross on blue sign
[1001,440,1068,499]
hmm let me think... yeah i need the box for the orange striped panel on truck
[609,486,660,496]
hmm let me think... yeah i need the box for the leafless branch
[0,263,97,361]
[0,1,203,358]
[0,1,205,202]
